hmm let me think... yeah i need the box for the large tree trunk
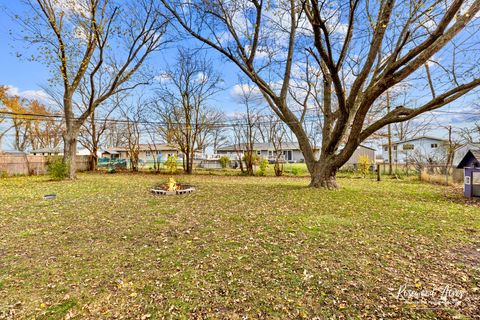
[90,151,98,171]
[63,133,78,179]
[308,160,338,189]
[188,150,195,174]
[90,114,98,171]
[244,151,255,176]
[184,152,192,174]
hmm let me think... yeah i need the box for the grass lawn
[0,173,479,319]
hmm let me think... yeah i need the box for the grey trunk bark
[63,134,78,179]
[90,152,98,171]
[308,160,338,189]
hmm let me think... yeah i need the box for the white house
[381,136,447,164]
[30,147,63,156]
[216,142,304,162]
[77,148,103,157]
[216,143,375,164]
[101,144,180,162]
[29,147,100,157]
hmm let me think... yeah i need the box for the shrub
[0,170,8,179]
[358,155,370,177]
[420,169,451,185]
[165,155,178,173]
[219,156,230,169]
[258,159,269,176]
[243,152,259,164]
[47,158,69,180]
[291,166,300,176]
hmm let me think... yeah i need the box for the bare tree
[20,0,168,178]
[144,123,163,172]
[162,0,480,188]
[208,121,229,155]
[458,118,480,143]
[391,118,433,142]
[153,49,223,174]
[119,99,143,172]
[103,121,128,148]
[268,115,288,176]
[232,82,264,175]
[78,94,121,170]
[444,125,461,179]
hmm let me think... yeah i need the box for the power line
[0,109,324,128]
[1,106,479,130]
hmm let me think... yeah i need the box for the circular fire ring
[151,179,196,196]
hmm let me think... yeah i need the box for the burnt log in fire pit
[151,178,196,196]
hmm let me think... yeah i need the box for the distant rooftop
[217,143,375,151]
[216,142,302,152]
[0,149,27,155]
[383,136,447,146]
[30,147,62,154]
[107,143,179,152]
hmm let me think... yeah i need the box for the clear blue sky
[0,1,244,111]
[0,2,52,95]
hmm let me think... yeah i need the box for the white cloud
[5,85,53,104]
[424,54,442,68]
[196,72,208,83]
[154,73,171,83]
[53,0,90,17]
[230,83,263,102]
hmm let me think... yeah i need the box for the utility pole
[387,91,393,175]
[446,125,453,185]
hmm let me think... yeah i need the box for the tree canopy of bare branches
[152,49,224,174]
[21,0,169,178]
[162,0,480,188]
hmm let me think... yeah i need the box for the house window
[256,150,261,155]
[431,143,438,148]
[268,150,273,157]
[403,144,414,150]
[146,151,151,157]
[393,146,397,150]
[383,146,388,151]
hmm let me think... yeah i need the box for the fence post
[445,166,449,185]
[377,164,381,181]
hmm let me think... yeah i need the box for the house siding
[217,145,375,164]
[113,150,179,162]
[382,137,447,164]
[346,147,375,164]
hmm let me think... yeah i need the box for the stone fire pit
[151,178,196,196]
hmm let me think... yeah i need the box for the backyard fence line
[376,163,463,184]
[0,155,91,176]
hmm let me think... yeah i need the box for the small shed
[456,150,480,198]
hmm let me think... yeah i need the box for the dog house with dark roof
[457,150,480,198]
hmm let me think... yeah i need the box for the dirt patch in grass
[451,243,480,267]
[443,185,480,208]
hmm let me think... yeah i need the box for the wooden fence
[0,155,91,176]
